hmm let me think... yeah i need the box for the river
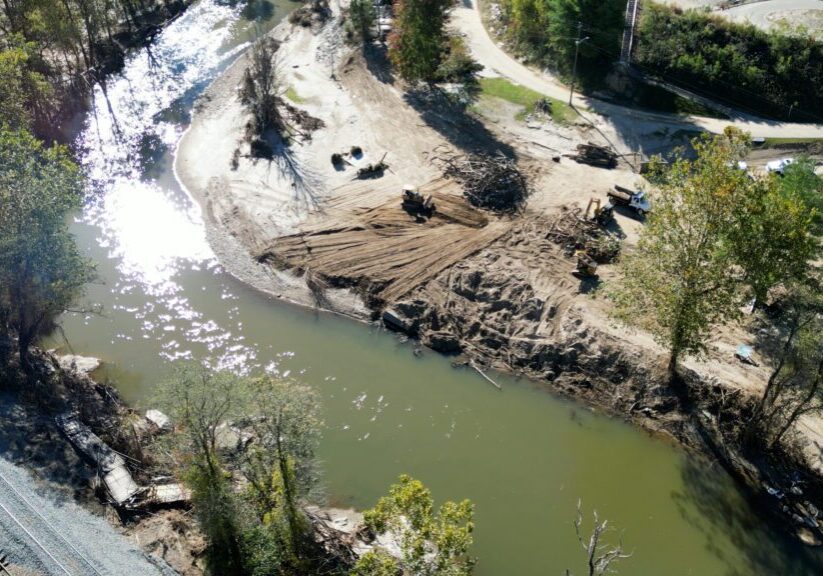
[52,0,823,574]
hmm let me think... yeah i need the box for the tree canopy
[355,474,475,576]
[0,128,94,372]
[611,129,817,382]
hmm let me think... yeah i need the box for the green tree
[611,130,816,384]
[239,377,323,560]
[354,475,474,576]
[347,0,375,45]
[388,0,452,83]
[545,0,624,74]
[780,157,823,235]
[156,364,250,576]
[727,174,817,304]
[0,128,94,373]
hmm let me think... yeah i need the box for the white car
[766,158,795,175]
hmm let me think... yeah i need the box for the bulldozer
[584,198,614,226]
[401,185,436,218]
[573,250,598,278]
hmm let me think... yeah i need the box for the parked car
[766,158,795,175]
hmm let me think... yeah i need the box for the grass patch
[761,137,823,147]
[478,77,576,125]
[285,86,305,104]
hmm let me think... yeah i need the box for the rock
[145,409,172,432]
[423,331,461,354]
[382,308,410,334]
[57,354,100,375]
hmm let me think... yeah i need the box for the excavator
[401,184,436,218]
[584,197,614,226]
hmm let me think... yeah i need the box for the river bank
[174,0,823,547]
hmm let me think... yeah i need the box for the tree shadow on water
[403,87,515,157]
[673,457,823,576]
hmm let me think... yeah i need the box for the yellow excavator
[584,197,614,226]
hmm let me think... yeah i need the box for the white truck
[607,185,651,216]
[766,158,795,175]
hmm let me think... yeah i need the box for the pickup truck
[766,158,794,175]
[607,185,651,216]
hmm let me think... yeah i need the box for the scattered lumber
[256,177,509,305]
[431,150,530,213]
[567,142,618,169]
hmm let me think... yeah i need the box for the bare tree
[744,284,823,450]
[240,37,282,137]
[567,501,630,576]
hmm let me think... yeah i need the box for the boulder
[145,409,172,432]
[423,330,461,354]
[57,354,100,375]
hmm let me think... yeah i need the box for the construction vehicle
[401,185,435,217]
[608,185,651,216]
[584,197,614,226]
[573,250,598,278]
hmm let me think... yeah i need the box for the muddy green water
[53,1,823,574]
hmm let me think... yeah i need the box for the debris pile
[568,143,618,169]
[546,206,621,263]
[433,150,530,213]
[288,0,331,28]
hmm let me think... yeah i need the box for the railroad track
[0,468,105,576]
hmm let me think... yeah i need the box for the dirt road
[451,0,823,138]
[724,0,823,32]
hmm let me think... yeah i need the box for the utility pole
[569,21,589,106]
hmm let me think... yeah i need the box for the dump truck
[607,185,650,216]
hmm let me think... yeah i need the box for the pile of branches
[433,150,530,213]
[546,206,621,263]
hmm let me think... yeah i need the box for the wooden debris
[546,206,621,263]
[256,177,509,305]
[431,149,530,213]
[567,142,618,169]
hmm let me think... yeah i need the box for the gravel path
[0,457,174,576]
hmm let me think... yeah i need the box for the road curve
[451,0,823,138]
[724,0,823,32]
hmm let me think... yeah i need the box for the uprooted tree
[611,128,817,387]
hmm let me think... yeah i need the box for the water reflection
[675,459,823,576]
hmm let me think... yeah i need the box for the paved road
[724,0,823,31]
[0,457,170,576]
[451,0,823,138]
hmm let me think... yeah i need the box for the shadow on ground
[404,87,516,157]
